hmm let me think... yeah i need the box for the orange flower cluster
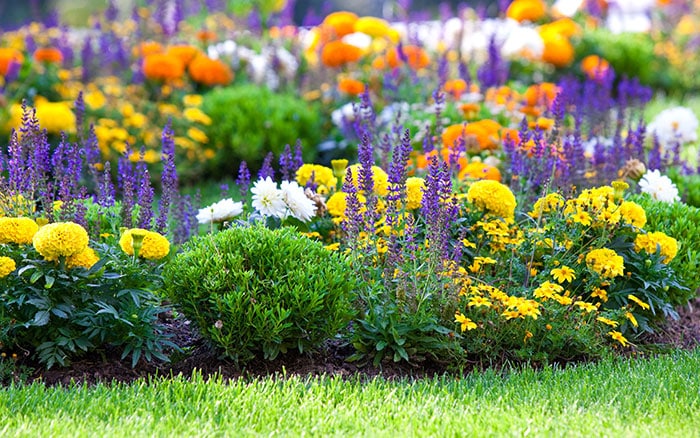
[506,0,547,22]
[133,41,164,57]
[321,40,363,68]
[337,77,365,95]
[442,120,503,152]
[0,48,24,76]
[384,45,430,70]
[538,19,580,68]
[166,45,202,67]
[143,53,184,82]
[33,47,63,64]
[581,54,610,80]
[321,11,358,39]
[188,56,233,87]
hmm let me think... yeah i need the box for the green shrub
[163,224,357,364]
[202,85,321,178]
[629,194,700,302]
[668,168,700,208]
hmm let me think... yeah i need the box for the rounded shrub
[163,224,357,364]
[202,85,321,178]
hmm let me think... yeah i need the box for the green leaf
[32,310,50,326]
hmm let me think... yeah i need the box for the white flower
[251,177,286,217]
[647,107,699,147]
[196,198,244,224]
[638,169,680,203]
[280,181,317,222]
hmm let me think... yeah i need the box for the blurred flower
[188,55,233,87]
[133,41,164,57]
[458,161,502,182]
[337,77,365,95]
[196,198,243,224]
[507,0,547,22]
[143,53,185,82]
[34,99,77,134]
[166,45,202,67]
[354,16,392,39]
[385,45,430,70]
[638,169,680,203]
[321,40,363,68]
[0,48,24,76]
[539,31,574,67]
[580,54,610,80]
[322,11,359,39]
[647,106,698,147]
[33,47,63,64]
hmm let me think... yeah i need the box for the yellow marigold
[0,217,39,244]
[143,53,185,82]
[466,180,516,218]
[35,100,76,134]
[506,0,547,22]
[322,11,359,39]
[119,228,170,260]
[585,248,625,278]
[326,191,347,218]
[346,164,389,196]
[634,231,678,263]
[619,201,647,228]
[65,246,99,270]
[188,56,233,87]
[354,16,391,38]
[0,47,24,76]
[183,107,212,125]
[296,164,337,193]
[529,193,564,218]
[32,222,89,260]
[405,177,425,210]
[0,256,16,278]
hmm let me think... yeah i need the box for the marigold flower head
[627,294,651,310]
[188,55,233,87]
[405,177,425,210]
[506,0,547,22]
[165,45,202,67]
[0,256,16,278]
[466,180,517,218]
[585,248,624,278]
[143,53,185,82]
[458,161,501,182]
[33,47,63,64]
[444,78,468,99]
[551,266,576,283]
[596,317,618,327]
[133,41,164,57]
[346,164,389,196]
[296,164,337,193]
[326,191,348,218]
[65,246,99,270]
[322,11,359,39]
[0,217,39,244]
[119,228,170,260]
[320,40,363,68]
[353,16,391,39]
[337,77,365,95]
[0,47,24,76]
[539,31,574,67]
[523,82,559,107]
[33,222,89,260]
[619,201,646,228]
[34,100,76,134]
[634,231,678,263]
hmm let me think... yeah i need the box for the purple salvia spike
[236,161,251,198]
[137,166,155,230]
[118,144,136,228]
[157,120,178,233]
[293,139,304,170]
[258,152,275,180]
[279,143,294,181]
[99,161,116,207]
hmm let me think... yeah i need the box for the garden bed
[26,297,700,387]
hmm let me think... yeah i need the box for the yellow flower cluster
[32,222,89,260]
[404,177,425,210]
[467,284,541,320]
[65,247,100,270]
[466,180,516,218]
[119,228,170,260]
[296,164,337,194]
[529,193,564,218]
[634,231,678,263]
[533,281,573,305]
[346,164,389,197]
[0,256,16,278]
[0,217,39,244]
[564,186,620,226]
[618,201,647,228]
[585,248,625,278]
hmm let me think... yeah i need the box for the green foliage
[629,193,700,301]
[668,168,700,208]
[0,242,176,369]
[202,85,321,177]
[163,224,357,364]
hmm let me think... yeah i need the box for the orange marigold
[166,45,202,67]
[506,0,547,22]
[143,53,185,82]
[188,56,233,87]
[581,54,610,80]
[0,48,24,76]
[338,77,365,95]
[385,45,430,70]
[523,82,559,107]
[322,11,359,39]
[33,47,63,64]
[540,32,574,67]
[321,40,363,68]
[444,79,467,99]
[133,41,164,57]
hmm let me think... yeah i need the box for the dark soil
[14,298,700,386]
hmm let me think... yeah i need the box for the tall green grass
[2,351,699,437]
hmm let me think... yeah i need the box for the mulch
[13,298,700,387]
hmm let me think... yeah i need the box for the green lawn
[2,350,698,437]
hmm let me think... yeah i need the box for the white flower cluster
[196,198,244,225]
[638,169,680,204]
[251,177,317,222]
[647,107,699,148]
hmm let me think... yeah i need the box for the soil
[12,298,700,387]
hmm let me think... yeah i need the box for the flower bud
[618,159,646,181]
